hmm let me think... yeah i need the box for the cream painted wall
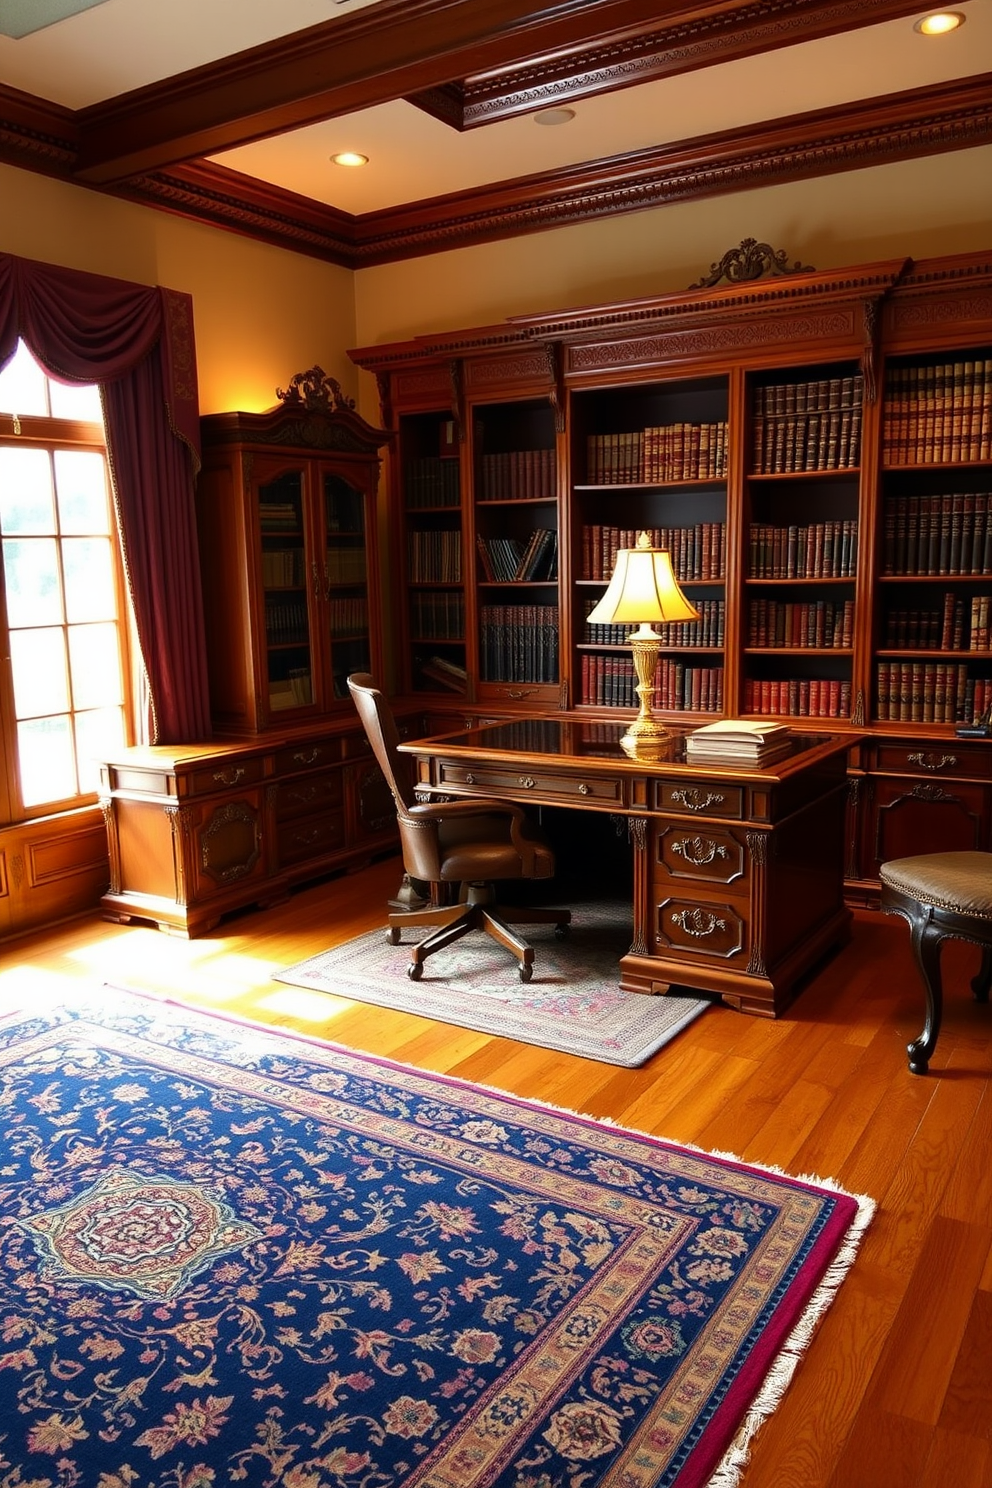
[352,145,992,412]
[0,163,357,414]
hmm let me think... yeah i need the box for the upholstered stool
[880,851,992,1074]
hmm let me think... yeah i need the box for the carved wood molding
[2,75,986,270]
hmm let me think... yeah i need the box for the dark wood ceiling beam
[0,82,77,175]
[71,0,686,183]
[408,0,932,130]
[115,74,991,270]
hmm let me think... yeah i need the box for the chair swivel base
[387,883,570,983]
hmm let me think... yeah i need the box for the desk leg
[629,816,649,956]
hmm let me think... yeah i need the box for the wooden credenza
[98,716,421,936]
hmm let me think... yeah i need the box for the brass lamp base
[620,624,673,759]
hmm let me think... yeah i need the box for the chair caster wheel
[554,923,569,939]
[387,927,401,945]
[519,963,533,983]
[408,962,424,981]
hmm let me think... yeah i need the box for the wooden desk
[400,718,854,1018]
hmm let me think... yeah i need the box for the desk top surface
[400,716,854,778]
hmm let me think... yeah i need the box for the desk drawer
[656,780,744,820]
[655,894,748,963]
[436,761,625,807]
[653,824,751,895]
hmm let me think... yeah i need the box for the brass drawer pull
[213,767,245,786]
[906,752,957,772]
[465,773,475,785]
[672,836,728,865]
[670,788,726,812]
[578,783,591,795]
[519,776,536,789]
[671,908,727,938]
[293,748,320,765]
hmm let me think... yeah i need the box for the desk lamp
[586,532,700,757]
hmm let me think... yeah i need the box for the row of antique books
[748,520,858,579]
[874,662,990,725]
[403,456,461,509]
[583,596,725,648]
[264,598,308,646]
[582,523,726,582]
[750,406,862,473]
[478,449,556,501]
[584,422,728,484]
[881,593,990,651]
[579,654,724,712]
[409,590,464,641]
[882,359,992,465]
[476,529,558,582]
[742,678,852,718]
[479,605,559,684]
[746,597,854,649]
[258,500,300,533]
[261,546,304,587]
[325,546,367,584]
[881,491,992,575]
[407,529,462,582]
[326,597,368,638]
[753,375,863,417]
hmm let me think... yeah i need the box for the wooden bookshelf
[351,248,992,898]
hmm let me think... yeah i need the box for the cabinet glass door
[324,472,370,700]
[257,468,313,714]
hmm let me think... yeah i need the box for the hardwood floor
[3,854,991,1488]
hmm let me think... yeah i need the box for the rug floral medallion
[0,995,872,1488]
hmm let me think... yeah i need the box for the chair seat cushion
[438,813,556,883]
[879,851,992,920]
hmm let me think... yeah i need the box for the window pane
[50,378,103,424]
[9,627,69,717]
[68,623,122,709]
[54,450,110,533]
[75,706,125,792]
[63,538,116,622]
[17,716,76,806]
[2,537,63,627]
[0,447,56,534]
[0,341,48,416]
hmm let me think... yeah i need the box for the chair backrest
[346,673,417,817]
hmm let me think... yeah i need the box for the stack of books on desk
[685,719,794,766]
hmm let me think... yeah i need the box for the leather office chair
[347,673,570,981]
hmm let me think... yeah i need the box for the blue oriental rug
[0,994,873,1488]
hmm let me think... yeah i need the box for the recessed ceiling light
[913,11,965,34]
[534,107,576,127]
[331,152,369,167]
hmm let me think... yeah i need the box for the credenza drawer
[273,770,344,820]
[873,743,992,780]
[436,761,625,807]
[656,780,744,820]
[276,810,346,866]
[188,757,265,796]
[274,740,340,774]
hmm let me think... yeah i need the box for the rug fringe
[705,1188,876,1488]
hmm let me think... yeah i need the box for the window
[0,341,131,820]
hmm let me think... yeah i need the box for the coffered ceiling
[0,0,989,268]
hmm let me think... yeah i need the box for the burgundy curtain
[0,253,211,742]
